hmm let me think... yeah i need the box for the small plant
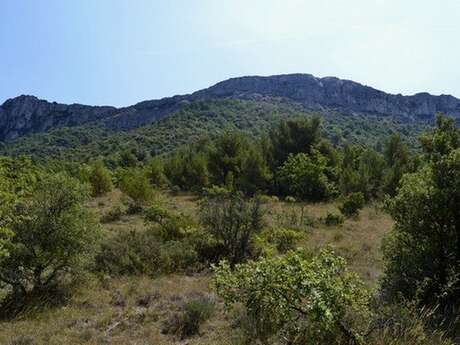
[323,212,344,226]
[163,294,215,338]
[262,227,301,254]
[285,195,296,203]
[339,192,365,218]
[170,185,181,195]
[202,185,231,198]
[101,205,124,223]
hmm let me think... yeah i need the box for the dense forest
[0,112,459,344]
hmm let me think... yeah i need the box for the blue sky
[1,0,459,107]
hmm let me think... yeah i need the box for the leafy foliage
[382,114,460,315]
[276,152,335,201]
[339,192,365,218]
[0,174,100,305]
[88,160,113,196]
[213,249,370,344]
[199,193,265,265]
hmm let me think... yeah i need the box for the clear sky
[1,0,459,107]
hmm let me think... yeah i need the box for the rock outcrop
[2,74,460,141]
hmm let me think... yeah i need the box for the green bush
[95,230,162,276]
[339,192,365,218]
[261,227,301,254]
[323,212,344,226]
[0,174,100,305]
[145,157,168,187]
[100,205,124,223]
[163,294,215,339]
[95,229,198,276]
[88,160,113,196]
[213,249,370,344]
[118,168,155,209]
[199,193,265,265]
[145,204,197,241]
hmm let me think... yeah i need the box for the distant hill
[1,74,459,142]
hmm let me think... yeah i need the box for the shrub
[285,196,296,203]
[261,227,301,254]
[95,229,198,276]
[202,185,231,198]
[323,212,344,226]
[213,249,370,344]
[163,294,215,338]
[339,192,365,218]
[88,160,113,196]
[0,174,100,305]
[100,205,124,223]
[145,158,168,187]
[118,169,155,209]
[95,230,163,276]
[145,204,197,241]
[368,302,454,345]
[160,241,199,273]
[199,193,265,265]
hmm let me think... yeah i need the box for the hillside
[0,99,429,162]
[1,73,458,144]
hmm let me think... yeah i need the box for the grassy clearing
[0,192,393,345]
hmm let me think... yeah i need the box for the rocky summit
[2,73,460,141]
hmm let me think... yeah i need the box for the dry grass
[0,191,395,344]
[0,274,234,345]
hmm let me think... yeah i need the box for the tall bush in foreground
[213,249,369,345]
[382,115,460,316]
[0,174,100,304]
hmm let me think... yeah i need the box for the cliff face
[0,95,117,141]
[193,74,460,120]
[2,74,460,141]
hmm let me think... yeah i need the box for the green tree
[276,152,334,201]
[145,157,169,187]
[207,131,247,186]
[164,149,209,190]
[382,114,460,311]
[339,192,365,218]
[0,157,40,262]
[237,145,273,195]
[382,134,409,196]
[0,174,100,303]
[213,249,369,345]
[88,160,113,196]
[119,168,155,208]
[268,117,321,169]
[339,146,385,200]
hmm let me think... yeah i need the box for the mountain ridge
[2,73,460,141]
